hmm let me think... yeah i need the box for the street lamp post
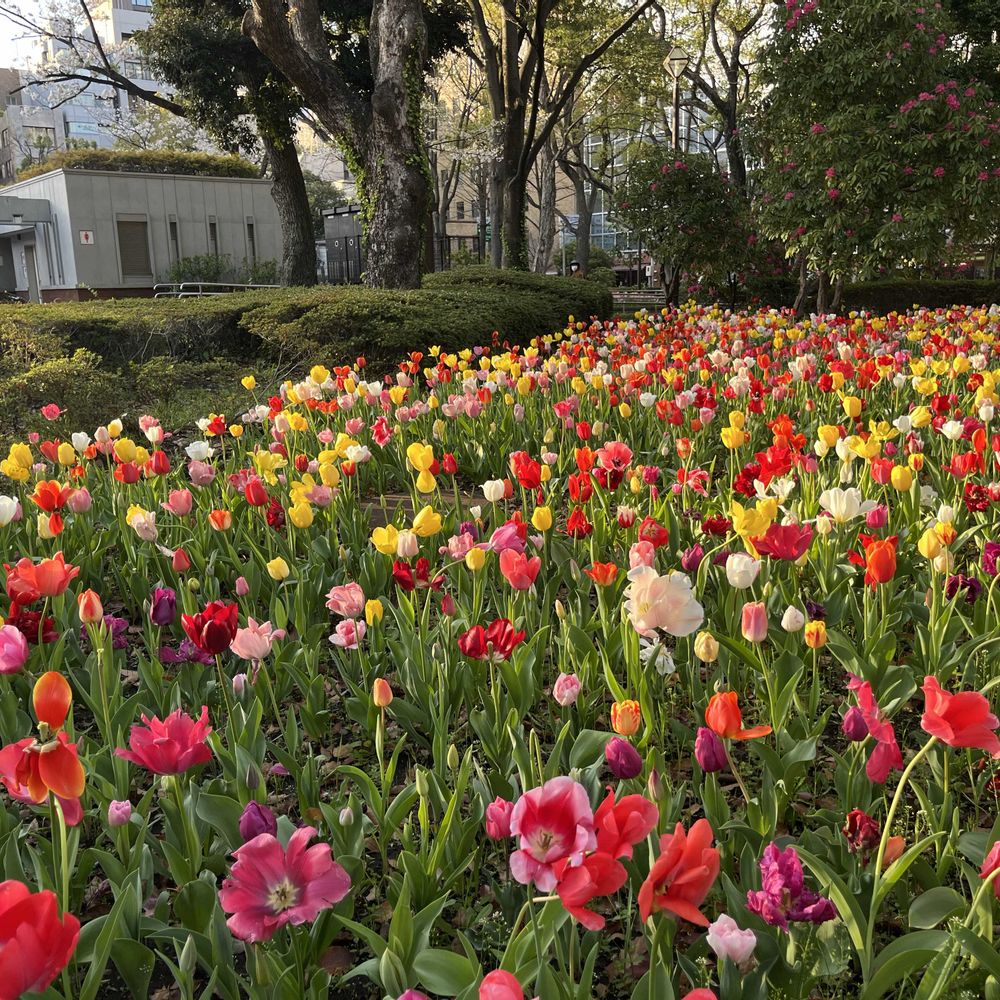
[663,45,690,152]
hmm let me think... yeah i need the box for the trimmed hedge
[0,268,611,439]
[743,276,1000,312]
[15,148,259,183]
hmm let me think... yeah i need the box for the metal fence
[152,281,281,298]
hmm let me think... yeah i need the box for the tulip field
[3,302,1000,1000]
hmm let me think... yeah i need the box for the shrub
[164,256,281,286]
[15,148,259,182]
[840,279,1000,313]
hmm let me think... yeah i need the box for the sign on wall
[79,231,94,245]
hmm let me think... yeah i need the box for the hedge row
[0,268,612,439]
[744,277,1000,312]
[16,148,260,183]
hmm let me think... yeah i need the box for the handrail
[153,281,281,298]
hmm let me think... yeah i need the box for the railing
[152,281,281,299]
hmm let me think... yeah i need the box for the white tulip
[726,552,761,589]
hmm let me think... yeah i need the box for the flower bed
[0,302,999,999]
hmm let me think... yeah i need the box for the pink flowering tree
[752,0,1000,311]
[616,147,754,304]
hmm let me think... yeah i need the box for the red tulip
[705,692,772,740]
[0,881,80,995]
[921,676,1000,755]
[638,819,720,925]
[182,601,238,655]
[115,705,213,775]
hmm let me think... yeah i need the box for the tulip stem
[725,746,752,806]
[864,735,937,983]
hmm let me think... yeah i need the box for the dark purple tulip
[841,706,869,742]
[694,727,727,772]
[983,541,1000,578]
[711,549,731,566]
[150,587,177,626]
[945,574,982,604]
[604,737,642,779]
[805,599,827,621]
[681,544,705,573]
[459,520,479,541]
[239,801,277,841]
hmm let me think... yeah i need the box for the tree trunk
[501,152,529,269]
[830,275,844,313]
[792,253,808,315]
[489,170,504,267]
[533,140,556,273]
[244,0,428,290]
[260,132,316,286]
[816,269,829,314]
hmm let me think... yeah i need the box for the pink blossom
[187,461,216,487]
[161,489,193,517]
[65,489,91,514]
[326,582,366,618]
[499,550,541,590]
[40,404,62,421]
[629,540,656,569]
[509,777,596,891]
[330,619,366,650]
[489,523,525,555]
[231,618,285,662]
[219,825,351,942]
[485,797,514,839]
[553,672,582,706]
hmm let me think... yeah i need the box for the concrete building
[0,165,281,300]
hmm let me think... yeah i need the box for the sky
[0,1,42,68]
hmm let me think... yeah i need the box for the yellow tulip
[114,438,137,463]
[365,599,384,626]
[267,557,290,580]
[890,466,912,491]
[411,505,442,537]
[531,506,553,532]
[371,525,399,555]
[288,503,313,529]
[917,528,942,560]
[464,547,486,572]
[241,375,257,391]
[842,395,862,419]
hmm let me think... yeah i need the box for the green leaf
[110,938,156,999]
[954,926,1000,979]
[908,887,965,929]
[174,878,217,934]
[194,792,243,851]
[796,847,867,957]
[862,930,951,1000]
[413,948,478,993]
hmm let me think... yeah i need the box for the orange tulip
[705,691,772,740]
[208,510,233,532]
[859,534,898,587]
[77,589,103,625]
[34,672,72,729]
[30,481,72,513]
[372,678,393,708]
[584,562,619,587]
[611,699,641,737]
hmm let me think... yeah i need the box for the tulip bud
[694,727,727,772]
[232,672,249,701]
[339,805,354,826]
[172,547,191,573]
[239,801,277,841]
[373,678,393,708]
[694,631,719,663]
[187,577,200,592]
[552,672,581,706]
[484,797,514,839]
[107,800,132,827]
[447,743,459,771]
[781,605,805,632]
[647,767,666,800]
[611,699,641,736]
[415,768,429,798]
[266,557,290,581]
[741,601,768,643]
[235,575,250,597]
[804,620,827,649]
[245,764,261,791]
[554,599,566,619]
[77,589,104,625]
[841,706,869,742]
[604,736,642,779]
[150,587,177,626]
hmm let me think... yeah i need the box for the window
[66,120,102,135]
[341,160,351,181]
[23,126,56,150]
[168,215,180,262]
[116,217,152,278]
[245,217,256,263]
[0,128,8,148]
[456,201,465,221]
[208,216,219,256]
[471,199,480,220]
[132,0,152,8]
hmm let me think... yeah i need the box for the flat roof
[0,167,272,195]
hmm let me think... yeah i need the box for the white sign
[79,230,94,245]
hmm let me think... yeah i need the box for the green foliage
[616,147,752,281]
[752,0,1000,278]
[15,147,258,182]
[741,277,1000,311]
[303,171,347,240]
[165,255,281,285]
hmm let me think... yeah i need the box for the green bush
[840,279,1000,313]
[15,148,258,182]
[165,255,281,286]
[0,349,116,437]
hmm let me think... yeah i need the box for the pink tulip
[188,461,216,487]
[329,619,366,650]
[0,625,29,675]
[628,540,656,569]
[553,672,581,706]
[326,582,366,619]
[480,970,525,1000]
[231,618,285,662]
[509,777,596,891]
[65,489,92,514]
[499,550,541,591]
[485,797,514,840]
[741,601,768,643]
[489,523,525,555]
[161,489,193,517]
